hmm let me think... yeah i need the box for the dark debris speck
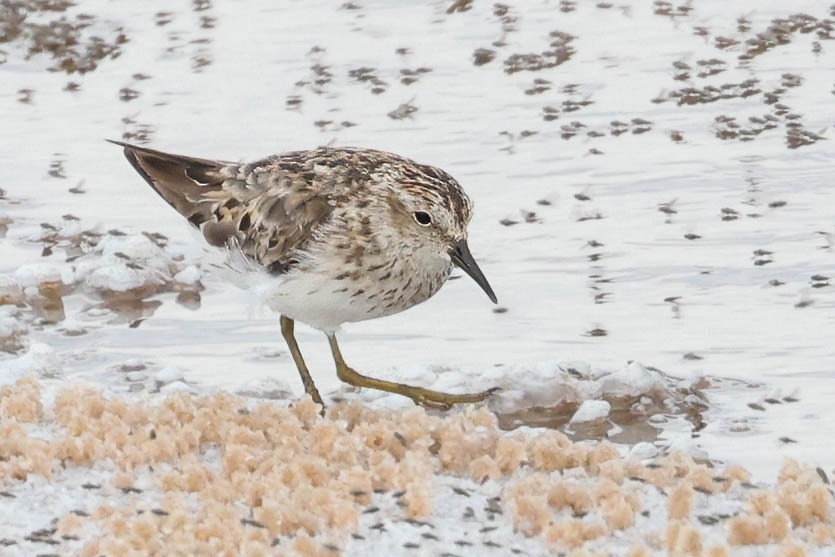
[240,518,266,529]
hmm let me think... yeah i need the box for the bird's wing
[110,140,335,272]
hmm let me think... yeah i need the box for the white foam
[13,263,66,288]
[628,442,659,461]
[159,380,194,394]
[85,263,161,292]
[173,265,201,285]
[155,365,185,384]
[569,399,611,424]
[0,343,61,384]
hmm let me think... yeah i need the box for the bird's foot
[406,386,502,410]
[336,363,500,409]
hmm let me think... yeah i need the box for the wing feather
[111,140,335,273]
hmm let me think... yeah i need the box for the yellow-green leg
[326,333,499,409]
[280,315,324,406]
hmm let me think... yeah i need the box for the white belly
[264,274,366,332]
[261,261,448,333]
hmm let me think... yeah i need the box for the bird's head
[382,160,497,304]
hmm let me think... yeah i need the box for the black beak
[448,239,498,304]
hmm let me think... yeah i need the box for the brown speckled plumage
[112,140,498,408]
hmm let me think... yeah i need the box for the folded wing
[110,140,334,274]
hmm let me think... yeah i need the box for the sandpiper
[110,141,498,408]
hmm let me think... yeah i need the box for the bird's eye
[413,211,432,226]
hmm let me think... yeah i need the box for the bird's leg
[326,333,499,409]
[280,315,324,406]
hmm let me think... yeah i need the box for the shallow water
[1,0,834,478]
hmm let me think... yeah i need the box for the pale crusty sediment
[1,376,833,556]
